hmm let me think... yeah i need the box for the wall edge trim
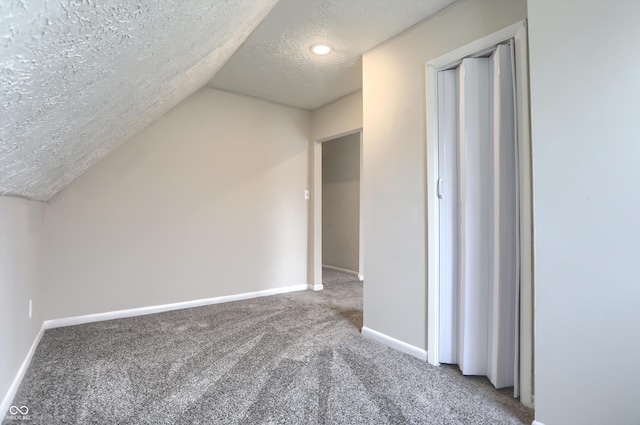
[1,324,45,419]
[322,264,359,277]
[44,284,308,329]
[361,326,427,361]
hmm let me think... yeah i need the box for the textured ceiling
[208,0,456,110]
[0,0,278,201]
[1,0,457,201]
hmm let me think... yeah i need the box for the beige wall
[308,91,363,287]
[528,1,640,424]
[0,197,45,407]
[311,90,363,142]
[361,0,527,349]
[43,88,310,320]
[322,133,360,272]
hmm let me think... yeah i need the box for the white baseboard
[532,421,545,425]
[361,326,427,361]
[358,274,364,281]
[322,264,359,277]
[44,284,308,329]
[1,324,45,419]
[307,283,324,291]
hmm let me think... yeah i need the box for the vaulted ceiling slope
[0,0,278,201]
[208,0,456,110]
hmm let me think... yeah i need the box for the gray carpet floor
[4,270,533,424]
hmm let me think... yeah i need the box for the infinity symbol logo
[9,405,29,415]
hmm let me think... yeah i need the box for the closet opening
[439,42,519,392]
[425,21,534,407]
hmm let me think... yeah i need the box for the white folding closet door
[437,70,459,364]
[457,57,492,376]
[486,44,518,390]
[437,45,518,391]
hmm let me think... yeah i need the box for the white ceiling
[0,0,456,201]
[209,0,456,110]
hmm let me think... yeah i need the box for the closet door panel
[457,58,492,376]
[487,44,518,390]
[438,70,459,364]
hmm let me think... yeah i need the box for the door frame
[311,129,364,290]
[425,20,534,407]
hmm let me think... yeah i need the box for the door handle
[437,178,444,199]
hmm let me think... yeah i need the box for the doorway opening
[321,133,362,284]
[425,21,534,407]
[311,129,364,291]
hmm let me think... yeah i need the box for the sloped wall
[43,88,310,320]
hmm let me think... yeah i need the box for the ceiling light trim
[310,43,333,55]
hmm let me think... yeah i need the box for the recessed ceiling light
[311,43,333,55]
